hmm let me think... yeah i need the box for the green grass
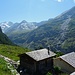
[0,44,30,61]
[0,58,12,75]
[60,73,68,75]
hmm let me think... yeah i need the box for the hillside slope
[0,44,30,61]
[0,44,30,75]
[0,27,14,45]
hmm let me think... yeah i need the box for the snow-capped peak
[0,22,13,32]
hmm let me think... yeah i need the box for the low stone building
[54,52,75,74]
[19,48,56,75]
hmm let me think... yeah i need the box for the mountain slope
[0,27,14,45]
[7,6,75,53]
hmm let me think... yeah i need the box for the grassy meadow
[0,44,30,61]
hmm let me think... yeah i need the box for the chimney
[47,45,50,55]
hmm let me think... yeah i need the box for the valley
[0,0,75,75]
[0,6,75,53]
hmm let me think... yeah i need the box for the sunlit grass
[0,58,12,75]
[0,44,30,61]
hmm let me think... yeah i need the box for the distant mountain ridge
[0,20,48,36]
[0,20,47,33]
[0,20,37,33]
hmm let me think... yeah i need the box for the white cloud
[56,0,75,3]
[55,0,63,2]
[73,0,75,3]
[58,0,62,2]
[41,0,45,2]
[41,0,75,3]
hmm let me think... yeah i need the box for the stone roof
[60,52,75,68]
[25,48,56,61]
[70,72,75,75]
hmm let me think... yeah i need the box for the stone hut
[19,48,56,74]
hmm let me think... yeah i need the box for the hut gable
[54,52,75,74]
[25,48,56,61]
[60,52,75,68]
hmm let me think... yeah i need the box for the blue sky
[0,0,75,22]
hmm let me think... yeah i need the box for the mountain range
[0,20,47,35]
[1,6,75,53]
